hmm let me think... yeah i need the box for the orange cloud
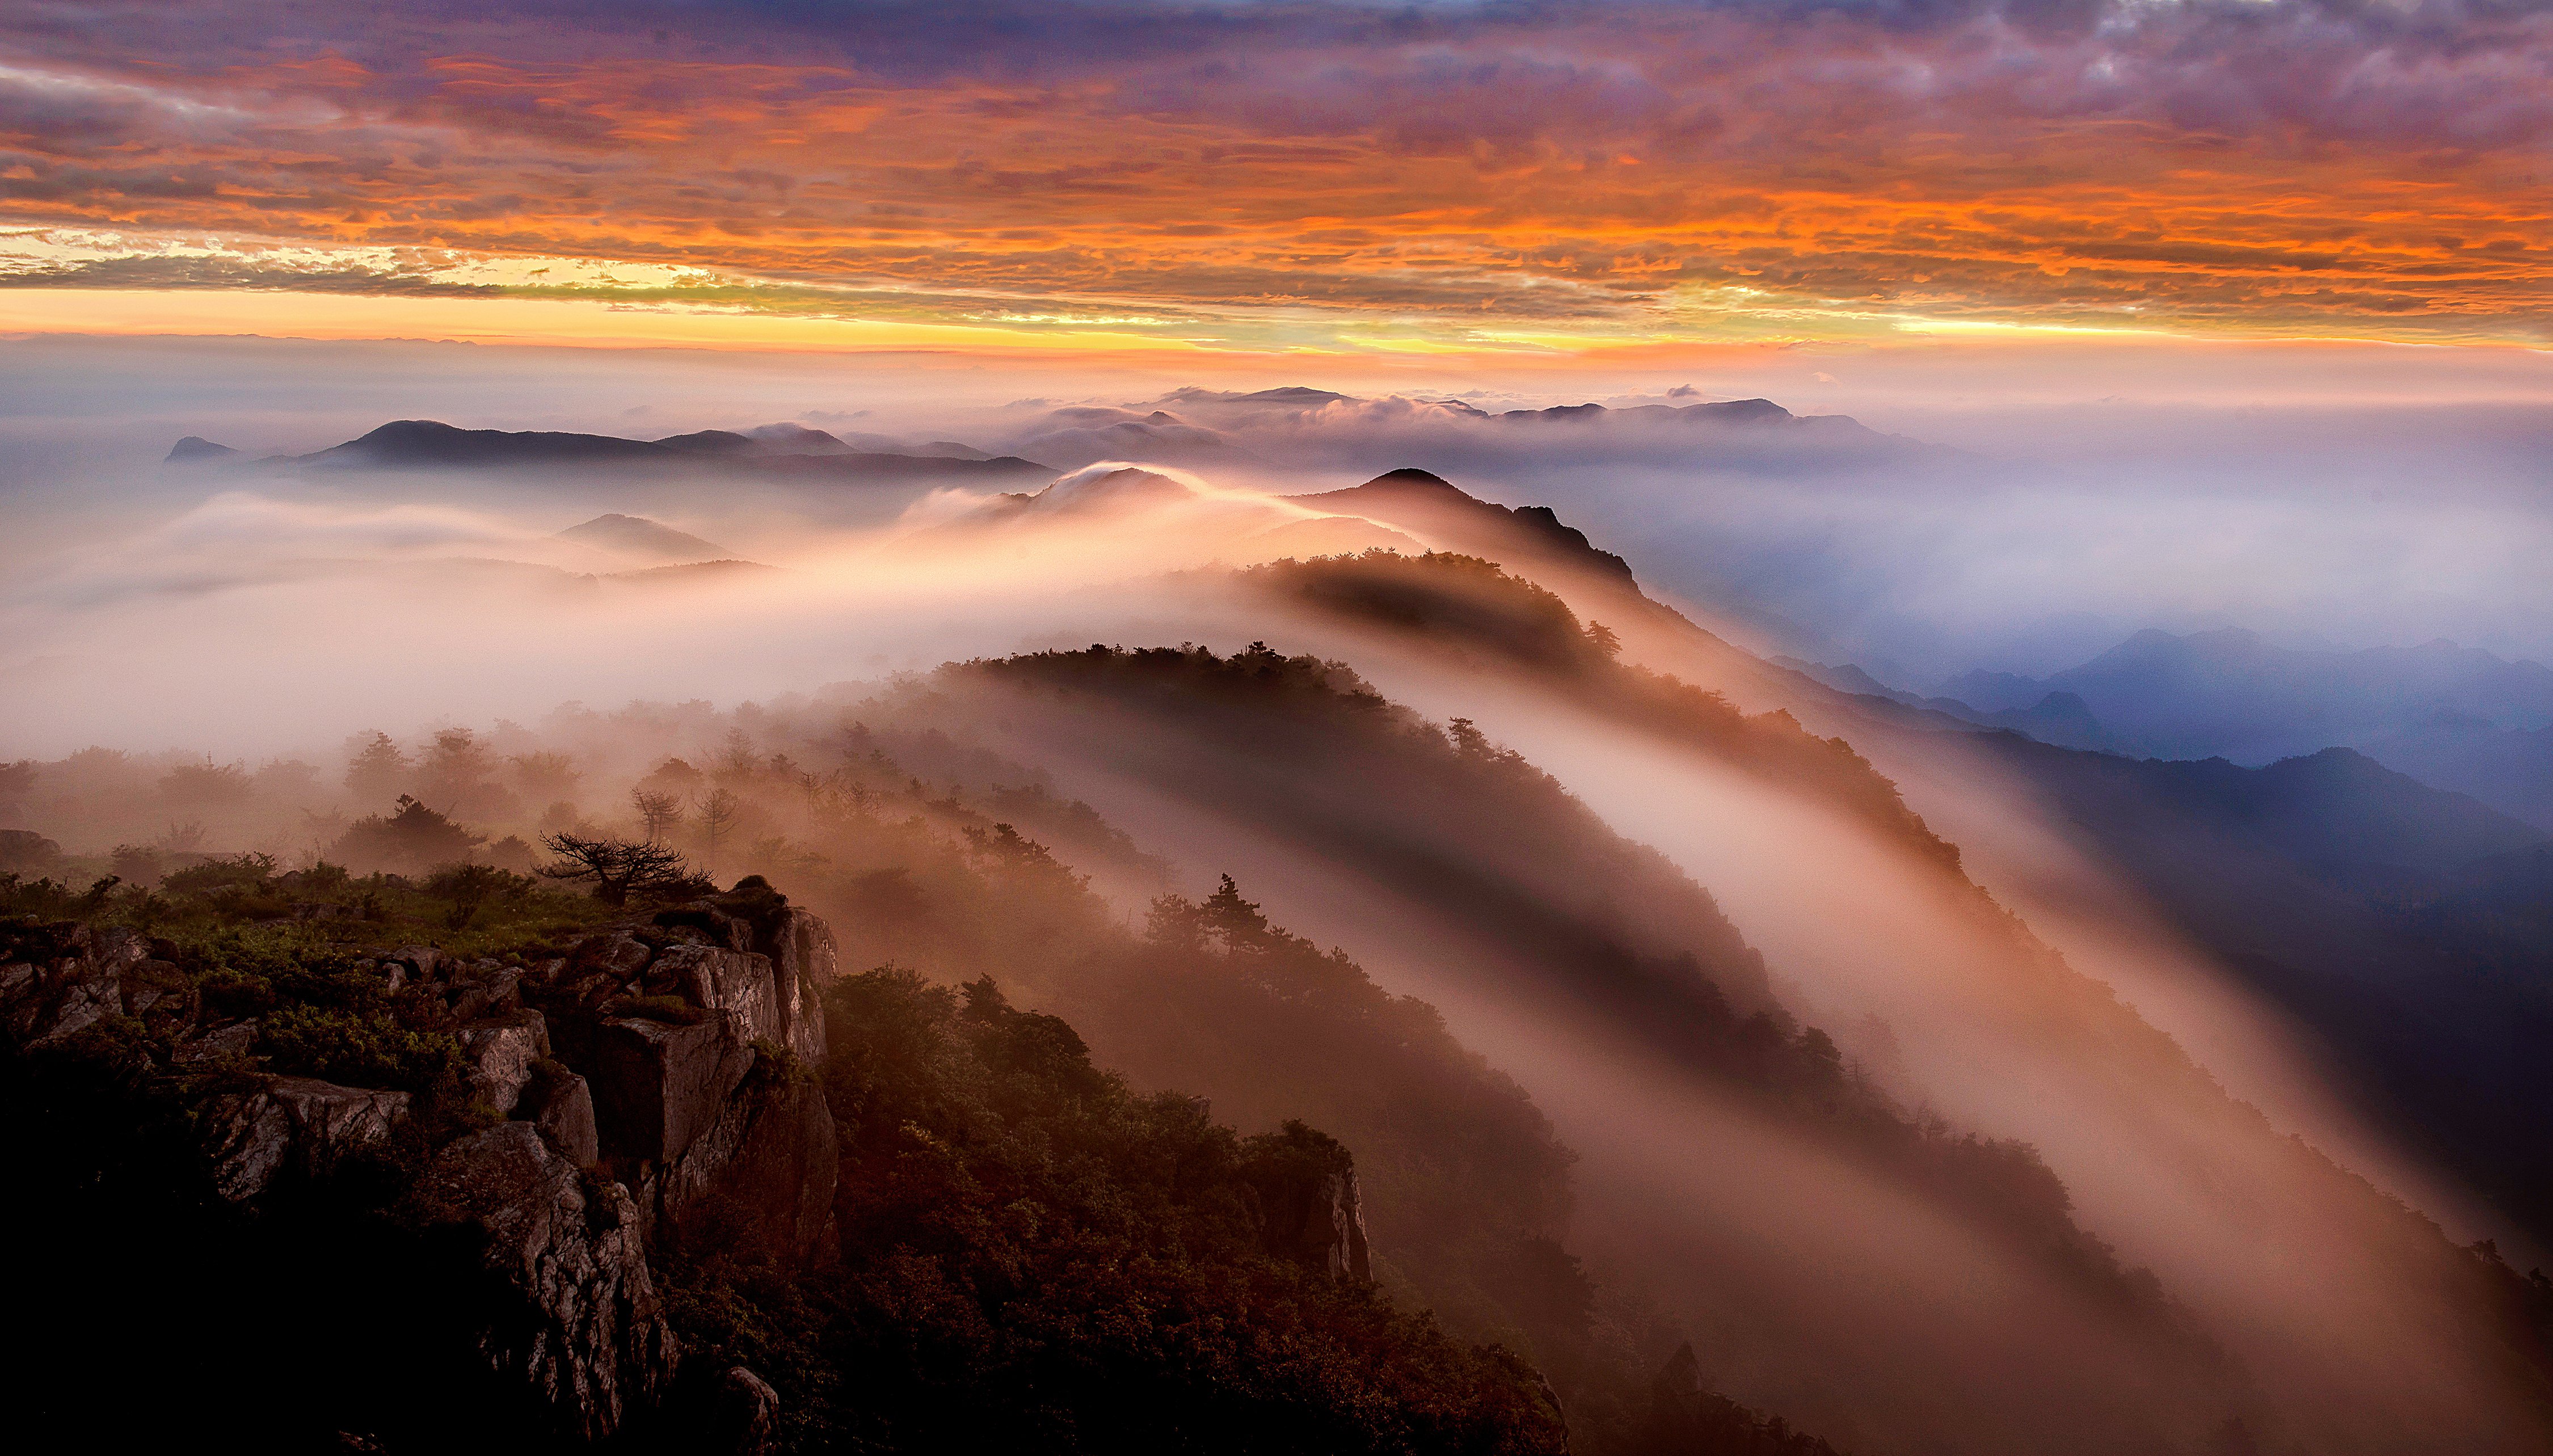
[0,2,2544,347]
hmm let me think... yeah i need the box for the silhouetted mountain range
[1785,626,2553,829]
[166,419,1054,484]
[1774,656,2120,752]
[991,387,1944,475]
[2367,714,2553,833]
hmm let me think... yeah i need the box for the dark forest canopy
[1240,550,1960,871]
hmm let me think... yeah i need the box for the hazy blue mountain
[1775,656,2120,751]
[1935,627,2553,768]
[2366,713,2553,833]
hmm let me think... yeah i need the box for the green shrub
[258,1004,464,1093]
[161,853,279,898]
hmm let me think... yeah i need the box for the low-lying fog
[6,333,2548,693]
[6,331,2550,1450]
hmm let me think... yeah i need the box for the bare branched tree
[538,832,692,906]
[631,788,685,843]
[693,787,743,877]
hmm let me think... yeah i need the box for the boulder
[119,958,187,1017]
[204,1076,411,1201]
[571,931,654,983]
[588,1014,755,1163]
[404,1122,676,1443]
[27,964,121,1045]
[383,944,443,981]
[654,904,756,953]
[449,965,524,1023]
[520,1063,603,1167]
[460,1008,551,1114]
[709,1366,778,1456]
[0,960,36,1032]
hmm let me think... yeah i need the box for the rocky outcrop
[0,922,183,1045]
[405,1122,676,1442]
[1,883,844,1442]
[1241,1121,1374,1282]
[650,943,783,1044]
[656,877,831,1063]
[526,883,841,1270]
[204,1077,412,1201]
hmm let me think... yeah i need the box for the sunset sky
[2,0,2545,363]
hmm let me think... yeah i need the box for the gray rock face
[648,945,781,1045]
[460,1008,551,1114]
[1261,1166,1374,1282]
[589,1014,756,1163]
[515,896,843,1274]
[757,905,834,1065]
[522,1063,603,1167]
[405,1122,676,1444]
[654,890,834,1064]
[204,1077,412,1201]
[2,922,144,1043]
[1244,1127,1375,1283]
[641,1053,839,1268]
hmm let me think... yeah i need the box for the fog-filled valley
[6,344,2551,1454]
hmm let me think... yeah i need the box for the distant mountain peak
[1291,467,1637,588]
[360,419,460,444]
[656,428,760,455]
[1358,467,1464,493]
[745,423,849,453]
[1683,397,1794,423]
[555,513,731,565]
[1024,463,1195,514]
[165,436,239,464]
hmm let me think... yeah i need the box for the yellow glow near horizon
[0,288,1217,356]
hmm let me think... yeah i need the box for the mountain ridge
[168,419,1056,485]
